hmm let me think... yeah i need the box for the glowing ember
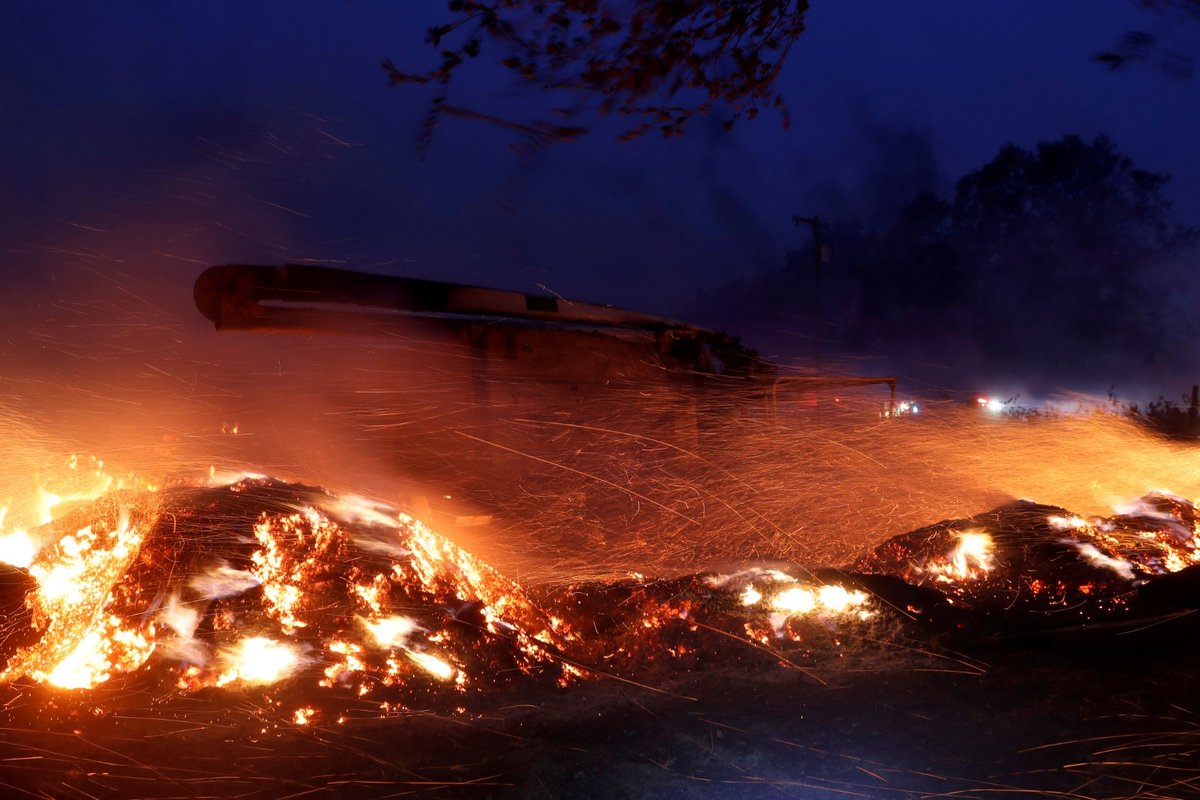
[251,509,344,634]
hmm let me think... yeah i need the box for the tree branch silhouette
[384,0,808,155]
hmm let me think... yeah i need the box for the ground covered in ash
[1,477,1199,799]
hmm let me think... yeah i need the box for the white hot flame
[817,584,865,612]
[0,529,37,568]
[218,637,301,686]
[365,616,420,649]
[772,587,816,614]
[1047,515,1088,531]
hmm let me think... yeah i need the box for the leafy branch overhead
[1094,0,1199,79]
[383,0,809,152]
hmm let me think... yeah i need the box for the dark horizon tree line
[691,134,1199,383]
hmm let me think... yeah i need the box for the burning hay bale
[851,494,1200,639]
[1,477,573,707]
[541,567,892,681]
[1,473,1199,721]
[2,471,1200,800]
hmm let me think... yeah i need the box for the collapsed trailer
[195,263,895,399]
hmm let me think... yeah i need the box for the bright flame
[885,400,920,417]
[44,630,110,689]
[929,530,994,582]
[0,529,36,568]
[39,616,155,689]
[1048,515,1088,530]
[769,583,869,617]
[817,584,866,612]
[365,616,419,649]
[217,637,301,686]
[251,509,343,634]
[772,587,816,614]
[0,455,132,571]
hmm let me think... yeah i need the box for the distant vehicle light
[977,397,1004,414]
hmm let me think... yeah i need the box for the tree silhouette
[695,135,1197,379]
[384,0,808,154]
[946,135,1196,363]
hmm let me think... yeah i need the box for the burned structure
[194,265,894,472]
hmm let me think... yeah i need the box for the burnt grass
[1,627,1197,800]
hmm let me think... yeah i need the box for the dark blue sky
[3,2,1197,392]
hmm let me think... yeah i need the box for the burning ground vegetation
[1,468,1200,799]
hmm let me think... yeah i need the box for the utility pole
[793,214,826,372]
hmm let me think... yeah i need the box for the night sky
[3,2,1198,398]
